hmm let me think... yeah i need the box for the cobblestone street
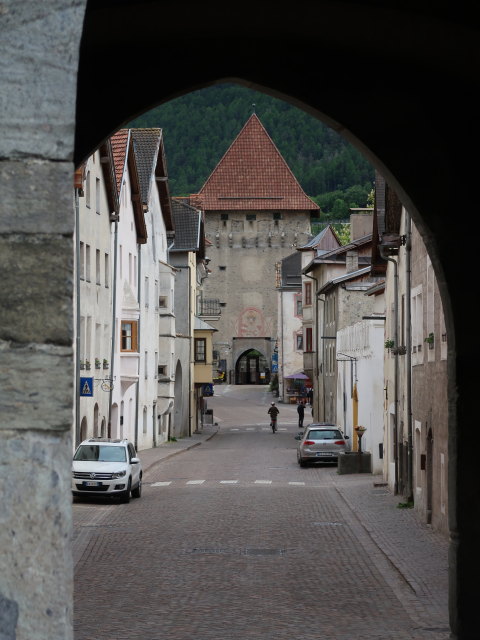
[73,386,449,639]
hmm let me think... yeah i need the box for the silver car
[296,423,349,466]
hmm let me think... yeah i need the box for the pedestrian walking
[268,402,279,433]
[297,400,305,429]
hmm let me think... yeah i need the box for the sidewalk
[137,422,219,473]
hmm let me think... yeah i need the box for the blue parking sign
[80,377,94,397]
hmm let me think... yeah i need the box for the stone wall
[0,2,87,638]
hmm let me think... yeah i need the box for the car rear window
[74,445,127,462]
[307,430,342,440]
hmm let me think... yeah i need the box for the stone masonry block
[0,430,73,639]
[0,340,74,431]
[0,234,73,345]
[0,0,86,160]
[0,160,75,235]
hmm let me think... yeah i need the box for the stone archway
[3,3,480,638]
[235,349,269,385]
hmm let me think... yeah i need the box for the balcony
[197,298,221,321]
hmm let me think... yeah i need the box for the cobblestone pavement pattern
[73,385,449,639]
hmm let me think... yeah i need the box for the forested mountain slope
[130,83,374,217]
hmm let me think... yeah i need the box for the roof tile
[197,114,319,212]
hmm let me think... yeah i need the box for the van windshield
[73,445,127,462]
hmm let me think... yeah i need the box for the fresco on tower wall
[236,307,272,337]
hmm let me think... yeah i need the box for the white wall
[78,150,113,443]
[336,316,385,474]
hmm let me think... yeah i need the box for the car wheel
[297,453,307,467]
[120,479,131,503]
[132,475,142,499]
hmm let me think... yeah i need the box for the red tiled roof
[196,114,319,212]
[110,129,130,194]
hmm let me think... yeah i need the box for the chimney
[346,250,359,273]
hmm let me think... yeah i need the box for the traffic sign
[80,377,94,397]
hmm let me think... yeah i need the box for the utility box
[337,451,372,475]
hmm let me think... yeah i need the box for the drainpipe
[108,217,119,438]
[134,244,142,450]
[305,273,319,421]
[381,247,399,494]
[280,289,284,401]
[405,211,413,501]
[74,189,81,447]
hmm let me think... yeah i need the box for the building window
[304,282,312,306]
[246,213,256,221]
[194,338,206,363]
[273,212,282,220]
[158,365,167,377]
[121,321,138,352]
[305,327,313,352]
[296,333,303,351]
[104,253,109,288]
[295,294,303,317]
[158,296,167,308]
[85,171,91,208]
[96,249,101,285]
[221,213,229,220]
[96,177,101,214]
[79,242,85,280]
[85,244,91,282]
[219,266,226,271]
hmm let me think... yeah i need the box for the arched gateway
[2,3,480,638]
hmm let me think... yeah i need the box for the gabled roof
[131,129,161,205]
[303,233,373,274]
[195,114,319,212]
[131,128,174,231]
[194,317,217,332]
[170,198,202,253]
[298,225,342,251]
[318,266,374,295]
[110,129,130,195]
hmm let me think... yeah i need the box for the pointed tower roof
[195,114,319,212]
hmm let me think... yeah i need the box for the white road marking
[288,482,305,486]
[187,480,205,485]
[151,481,172,486]
[254,480,272,484]
[220,480,239,484]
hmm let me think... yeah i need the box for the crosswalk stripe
[186,480,205,485]
[151,481,172,486]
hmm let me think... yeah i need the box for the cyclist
[268,402,279,433]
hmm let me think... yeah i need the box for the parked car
[72,438,142,503]
[296,423,350,466]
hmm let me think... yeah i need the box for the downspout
[108,217,119,438]
[74,188,81,447]
[381,247,399,494]
[405,211,413,501]
[280,289,284,400]
[305,273,319,421]
[135,245,142,450]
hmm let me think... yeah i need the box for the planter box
[337,451,372,475]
